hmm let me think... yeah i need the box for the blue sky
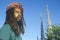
[0,0,60,40]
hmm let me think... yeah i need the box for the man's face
[14,7,22,21]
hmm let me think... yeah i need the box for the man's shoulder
[0,24,11,39]
[2,24,10,28]
[0,24,11,31]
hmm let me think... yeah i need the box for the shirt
[0,24,22,40]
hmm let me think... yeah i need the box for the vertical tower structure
[40,12,44,40]
[46,4,52,29]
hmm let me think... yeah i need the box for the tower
[46,4,54,40]
[37,36,38,40]
[40,12,44,40]
[46,4,52,29]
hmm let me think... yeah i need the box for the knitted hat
[6,2,23,11]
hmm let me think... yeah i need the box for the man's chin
[17,18,21,22]
[17,19,20,22]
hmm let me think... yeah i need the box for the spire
[37,36,39,40]
[46,4,52,29]
[40,12,44,40]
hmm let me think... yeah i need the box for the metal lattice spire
[46,4,52,29]
[40,12,44,40]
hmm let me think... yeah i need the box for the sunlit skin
[14,7,22,21]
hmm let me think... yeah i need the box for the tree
[46,25,60,40]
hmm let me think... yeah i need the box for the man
[0,2,26,40]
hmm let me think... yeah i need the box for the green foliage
[46,25,60,40]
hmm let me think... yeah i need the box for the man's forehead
[14,8,21,12]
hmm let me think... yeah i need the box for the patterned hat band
[6,2,23,10]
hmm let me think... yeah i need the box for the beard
[16,16,22,21]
